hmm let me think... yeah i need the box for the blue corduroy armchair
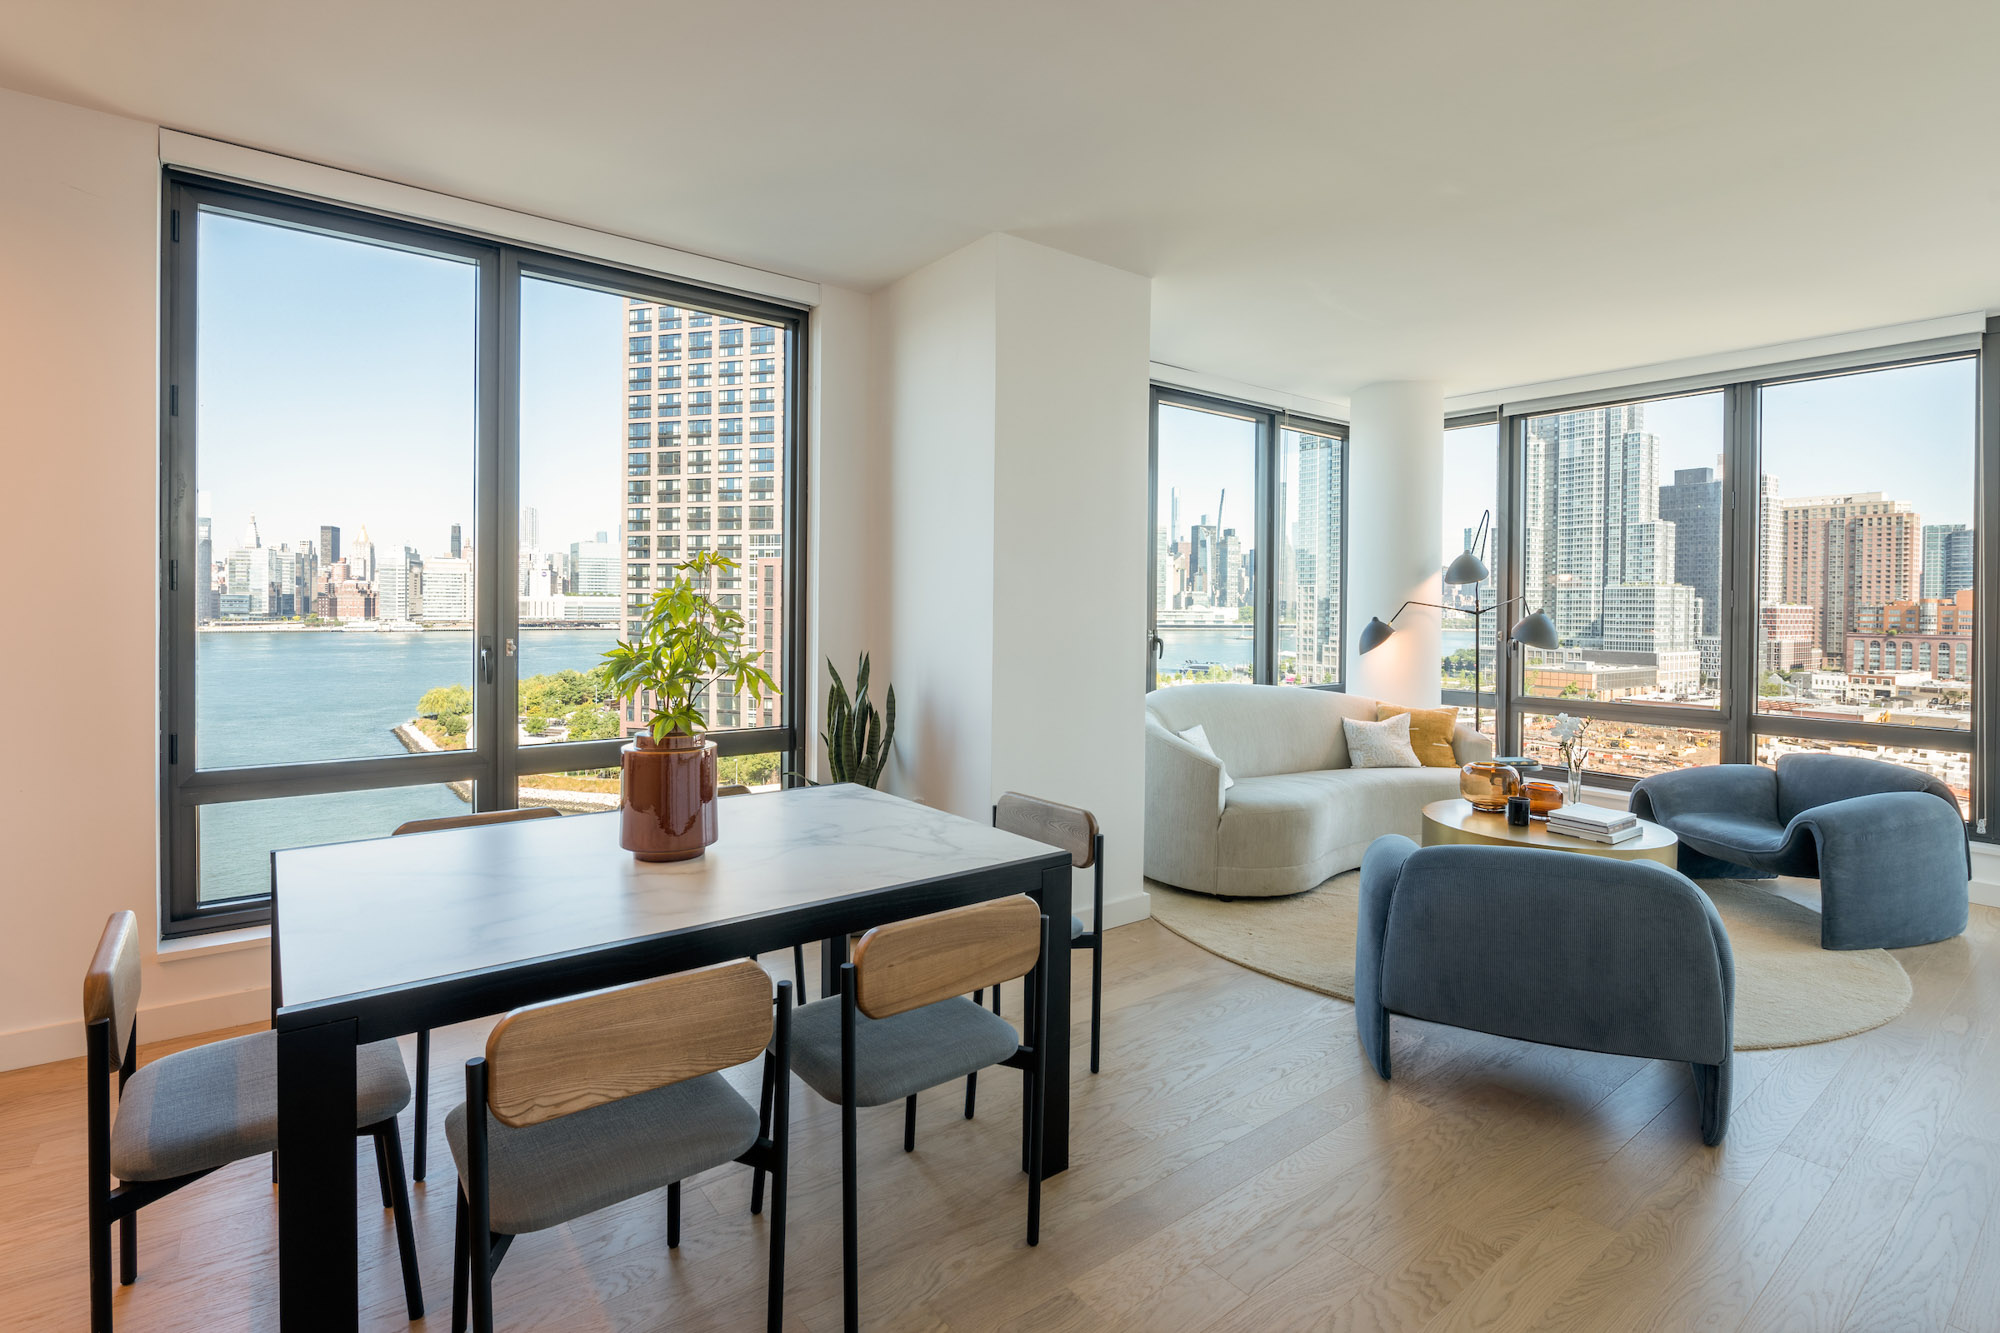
[1356,836,1734,1145]
[1629,754,1968,952]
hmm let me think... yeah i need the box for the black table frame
[271,844,1072,1330]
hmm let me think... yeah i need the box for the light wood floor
[4,905,1999,1331]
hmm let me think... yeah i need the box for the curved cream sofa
[1145,683,1494,897]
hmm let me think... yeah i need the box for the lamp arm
[1380,598,1454,626]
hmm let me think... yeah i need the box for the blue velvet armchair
[1356,836,1734,1145]
[1629,754,1968,951]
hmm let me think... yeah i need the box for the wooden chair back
[83,911,140,1063]
[852,895,1042,1020]
[392,806,561,837]
[995,792,1098,868]
[482,959,773,1128]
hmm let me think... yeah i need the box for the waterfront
[194,627,616,901]
[1157,625,1474,683]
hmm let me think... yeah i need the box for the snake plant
[824,653,895,787]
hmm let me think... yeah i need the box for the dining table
[269,782,1074,1330]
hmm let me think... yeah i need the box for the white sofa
[1145,683,1494,897]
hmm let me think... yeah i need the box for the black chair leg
[904,1094,917,1152]
[89,1201,111,1333]
[964,1070,978,1120]
[372,1126,393,1209]
[414,1029,431,1182]
[119,1210,136,1286]
[793,943,809,1004]
[452,1187,470,1333]
[752,1056,775,1215]
[1090,935,1103,1075]
[376,1123,426,1321]
[668,1180,682,1249]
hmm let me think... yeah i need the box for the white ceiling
[3,0,1996,401]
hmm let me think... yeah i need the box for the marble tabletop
[273,783,1066,1013]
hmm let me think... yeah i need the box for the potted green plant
[601,550,777,861]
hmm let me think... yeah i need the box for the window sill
[156,924,271,962]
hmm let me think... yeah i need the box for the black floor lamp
[1356,510,1559,735]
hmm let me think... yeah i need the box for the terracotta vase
[1459,760,1521,813]
[1523,779,1565,820]
[620,733,718,862]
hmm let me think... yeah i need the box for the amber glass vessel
[1459,760,1521,813]
[620,733,719,861]
[1522,779,1565,820]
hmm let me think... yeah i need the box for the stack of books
[1547,804,1641,845]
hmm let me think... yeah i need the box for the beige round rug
[1148,872,1912,1050]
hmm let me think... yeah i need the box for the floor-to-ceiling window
[1488,336,1989,838]
[1514,391,1726,781]
[161,176,806,933]
[1753,358,1978,815]
[1149,388,1346,690]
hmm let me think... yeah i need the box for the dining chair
[966,794,1103,1120]
[787,894,1050,1333]
[391,805,562,1182]
[84,911,424,1331]
[450,960,791,1333]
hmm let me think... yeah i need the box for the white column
[1347,381,1444,705]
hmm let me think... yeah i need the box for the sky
[197,212,620,564]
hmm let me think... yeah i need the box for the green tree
[419,684,472,719]
[564,705,619,742]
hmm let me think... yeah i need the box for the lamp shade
[1510,609,1559,651]
[1442,550,1489,586]
[1357,616,1397,655]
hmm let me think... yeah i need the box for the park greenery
[414,671,619,750]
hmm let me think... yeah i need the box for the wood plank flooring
[2,903,1997,1331]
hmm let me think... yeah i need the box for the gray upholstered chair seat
[445,1071,760,1235]
[1669,810,1803,865]
[109,1031,411,1181]
[789,995,1019,1108]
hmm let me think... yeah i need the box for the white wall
[875,234,1152,928]
[1346,380,1445,705]
[879,240,1000,816]
[0,87,274,1069]
[991,238,1151,926]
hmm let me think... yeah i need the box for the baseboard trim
[1098,886,1153,932]
[0,985,271,1073]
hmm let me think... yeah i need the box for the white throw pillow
[1178,724,1235,790]
[1342,713,1422,769]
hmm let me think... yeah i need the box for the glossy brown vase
[620,733,718,862]
[1459,760,1522,813]
[1523,779,1565,820]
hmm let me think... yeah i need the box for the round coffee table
[1419,798,1679,867]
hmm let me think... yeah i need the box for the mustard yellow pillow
[1375,704,1459,767]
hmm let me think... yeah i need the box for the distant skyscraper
[417,556,472,623]
[569,539,619,596]
[1289,432,1342,684]
[196,503,216,622]
[1522,404,1679,647]
[1659,467,1721,638]
[318,524,340,568]
[520,507,541,552]
[449,523,462,559]
[1922,523,1974,599]
[1781,493,1920,662]
[617,299,788,734]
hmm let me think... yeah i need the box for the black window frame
[1146,385,1349,691]
[1485,338,1990,841]
[160,172,810,935]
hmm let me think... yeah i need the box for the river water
[194,628,616,902]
